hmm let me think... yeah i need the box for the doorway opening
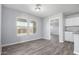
[50,19,59,42]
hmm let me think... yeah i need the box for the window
[16,18,36,36]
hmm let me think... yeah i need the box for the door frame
[49,13,65,43]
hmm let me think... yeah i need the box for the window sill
[17,34,27,36]
[17,33,34,36]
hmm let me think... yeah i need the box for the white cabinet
[66,17,79,26]
[74,34,79,54]
[65,31,74,42]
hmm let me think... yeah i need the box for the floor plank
[2,35,74,55]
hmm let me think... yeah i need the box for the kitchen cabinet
[65,31,74,42]
[74,34,79,54]
[65,17,79,26]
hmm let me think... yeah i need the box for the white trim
[49,13,64,43]
[74,51,79,55]
[2,38,41,47]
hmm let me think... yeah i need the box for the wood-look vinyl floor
[2,35,74,55]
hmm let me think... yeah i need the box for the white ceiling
[3,4,79,18]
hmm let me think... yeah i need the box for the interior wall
[43,13,65,42]
[0,4,2,54]
[42,17,50,39]
[2,6,43,46]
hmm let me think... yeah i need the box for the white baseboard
[2,38,41,47]
[74,51,79,55]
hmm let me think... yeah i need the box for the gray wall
[2,6,43,46]
[0,4,2,54]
